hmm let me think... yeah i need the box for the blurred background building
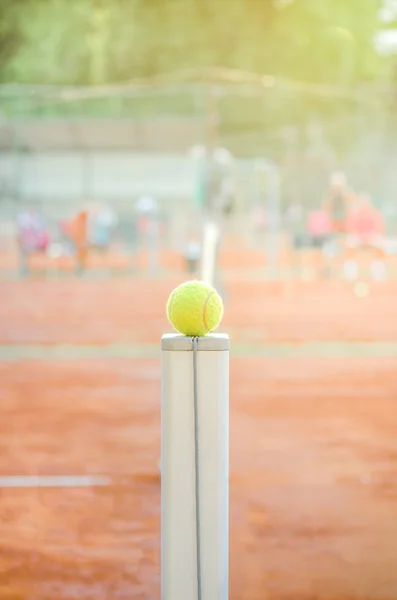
[1,0,397,272]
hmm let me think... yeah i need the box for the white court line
[0,475,111,488]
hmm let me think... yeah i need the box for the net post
[161,333,229,600]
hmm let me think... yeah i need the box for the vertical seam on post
[192,336,202,600]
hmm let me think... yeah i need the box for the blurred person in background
[135,195,159,241]
[87,204,118,251]
[344,193,386,280]
[16,209,49,275]
[323,171,355,234]
[60,209,89,274]
[307,208,333,246]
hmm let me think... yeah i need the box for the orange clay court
[1,271,397,599]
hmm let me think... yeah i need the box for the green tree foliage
[0,0,27,74]
[1,0,383,85]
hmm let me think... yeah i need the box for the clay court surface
[1,273,397,599]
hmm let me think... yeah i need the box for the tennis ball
[166,280,223,337]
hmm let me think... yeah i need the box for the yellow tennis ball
[166,280,223,337]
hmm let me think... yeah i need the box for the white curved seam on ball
[202,290,215,333]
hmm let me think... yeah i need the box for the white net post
[161,333,229,600]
